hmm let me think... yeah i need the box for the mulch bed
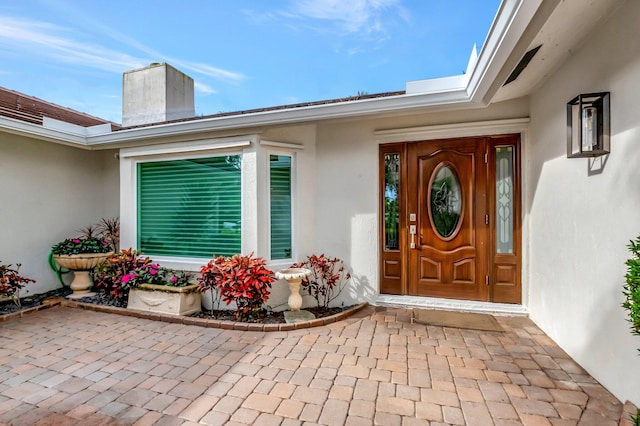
[191,305,350,324]
[0,287,71,316]
[2,287,356,324]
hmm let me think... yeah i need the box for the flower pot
[127,283,201,316]
[53,252,113,298]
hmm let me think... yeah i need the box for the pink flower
[171,276,178,283]
[121,274,135,284]
[73,239,81,244]
[149,268,157,275]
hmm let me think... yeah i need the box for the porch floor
[0,306,624,425]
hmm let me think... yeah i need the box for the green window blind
[270,155,292,260]
[137,156,241,258]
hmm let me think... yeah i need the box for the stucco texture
[527,0,640,405]
[0,134,119,295]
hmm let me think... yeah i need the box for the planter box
[127,284,201,316]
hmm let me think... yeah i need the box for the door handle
[410,225,416,249]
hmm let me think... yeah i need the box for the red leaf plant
[198,253,275,321]
[92,249,155,301]
[291,254,351,309]
[0,261,35,307]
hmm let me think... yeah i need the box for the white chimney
[122,63,195,127]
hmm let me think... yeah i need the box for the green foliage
[0,262,35,306]
[623,235,640,349]
[631,408,640,426]
[291,254,351,309]
[51,237,111,255]
[92,249,195,301]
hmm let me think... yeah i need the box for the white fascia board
[0,115,87,147]
[466,0,545,103]
[85,89,471,148]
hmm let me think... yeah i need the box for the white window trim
[120,136,258,271]
[265,149,297,265]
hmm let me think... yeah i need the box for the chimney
[122,63,195,127]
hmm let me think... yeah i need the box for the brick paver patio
[0,306,624,425]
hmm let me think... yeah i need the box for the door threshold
[375,294,528,316]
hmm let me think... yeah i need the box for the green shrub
[623,235,640,351]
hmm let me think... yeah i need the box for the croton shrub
[198,253,274,321]
[291,254,351,309]
[0,262,35,306]
[92,249,194,301]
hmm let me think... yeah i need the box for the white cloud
[0,16,146,71]
[194,81,217,95]
[288,0,407,35]
[0,15,246,86]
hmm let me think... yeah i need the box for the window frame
[120,137,253,270]
[120,136,305,272]
[266,149,296,262]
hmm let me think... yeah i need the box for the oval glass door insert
[430,164,462,239]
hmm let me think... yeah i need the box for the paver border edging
[56,299,369,331]
[0,298,63,321]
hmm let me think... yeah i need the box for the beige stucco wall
[527,0,640,405]
[313,98,530,307]
[0,133,119,295]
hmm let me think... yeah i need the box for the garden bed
[0,287,71,316]
[0,289,368,331]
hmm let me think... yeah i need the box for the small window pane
[430,164,462,239]
[270,155,292,260]
[137,156,241,258]
[496,147,514,254]
[384,153,400,251]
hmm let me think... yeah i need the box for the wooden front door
[408,138,487,300]
[379,135,521,303]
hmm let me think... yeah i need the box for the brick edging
[56,300,369,331]
[0,298,64,321]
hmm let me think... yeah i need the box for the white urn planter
[127,283,201,316]
[53,252,113,299]
[275,268,312,311]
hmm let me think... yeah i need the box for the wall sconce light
[567,92,610,158]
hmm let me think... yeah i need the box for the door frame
[376,119,528,306]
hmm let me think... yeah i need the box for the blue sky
[0,0,500,123]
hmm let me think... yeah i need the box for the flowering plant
[291,254,351,309]
[0,262,35,306]
[198,253,274,321]
[92,249,196,301]
[51,237,111,255]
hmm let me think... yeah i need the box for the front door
[408,138,487,300]
[379,135,521,303]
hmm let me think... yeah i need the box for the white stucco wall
[527,0,640,405]
[0,133,119,296]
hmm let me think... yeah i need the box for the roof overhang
[0,0,570,150]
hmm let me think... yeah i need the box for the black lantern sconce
[567,92,610,158]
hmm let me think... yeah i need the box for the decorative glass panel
[496,147,514,254]
[384,153,400,251]
[270,155,292,260]
[137,155,241,258]
[430,164,461,239]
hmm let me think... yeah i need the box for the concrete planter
[53,252,113,299]
[127,283,201,316]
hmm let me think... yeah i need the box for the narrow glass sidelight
[496,147,514,254]
[270,155,292,260]
[384,153,400,250]
[429,164,462,239]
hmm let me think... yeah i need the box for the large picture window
[137,155,242,258]
[269,155,292,260]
